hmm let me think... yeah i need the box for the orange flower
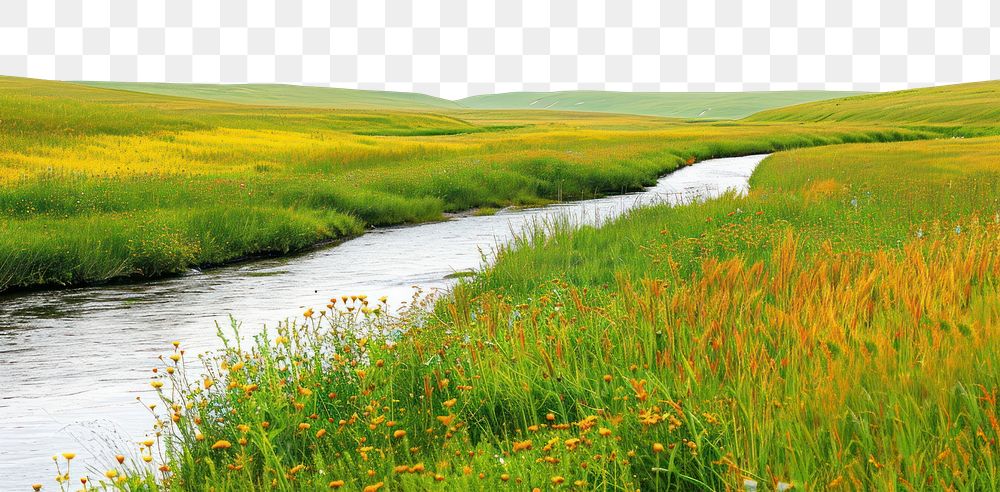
[329,480,345,488]
[653,443,665,453]
[362,482,385,492]
[211,440,232,450]
[393,429,406,439]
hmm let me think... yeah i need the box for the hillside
[748,80,1000,124]
[79,81,464,111]
[459,90,861,119]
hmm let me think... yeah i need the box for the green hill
[747,80,1000,124]
[458,90,862,119]
[78,81,464,111]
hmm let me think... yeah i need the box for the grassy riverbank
[0,76,940,292]
[82,135,1000,492]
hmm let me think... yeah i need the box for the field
[0,76,931,292]
[83,137,1000,492]
[80,81,855,119]
[460,90,863,119]
[80,81,464,111]
[10,77,1000,490]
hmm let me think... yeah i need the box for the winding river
[0,154,767,488]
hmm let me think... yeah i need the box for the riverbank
[51,136,1000,491]
[0,76,952,294]
[3,155,765,489]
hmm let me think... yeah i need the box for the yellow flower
[61,452,76,460]
[211,440,232,450]
[303,308,314,318]
[142,454,153,463]
[150,381,164,389]
[329,480,345,489]
[142,439,154,448]
[31,484,42,491]
[105,470,118,479]
[315,429,327,438]
[298,423,311,431]
[551,476,565,485]
[653,443,665,453]
[393,429,406,439]
[442,398,457,408]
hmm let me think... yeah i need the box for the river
[0,154,767,488]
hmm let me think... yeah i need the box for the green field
[0,76,930,292]
[10,77,1000,490]
[79,80,858,119]
[460,90,863,119]
[80,81,464,111]
[749,79,1000,124]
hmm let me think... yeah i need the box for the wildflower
[211,440,232,450]
[434,474,445,481]
[443,398,457,408]
[393,429,406,439]
[105,470,118,479]
[329,480,345,489]
[150,381,164,389]
[551,476,565,485]
[513,440,533,452]
[362,482,384,492]
[158,465,170,473]
[116,455,125,464]
[546,413,556,421]
[289,464,306,475]
[298,423,311,431]
[142,455,153,463]
[142,439,154,448]
[61,452,75,460]
[378,295,388,303]
[501,474,510,481]
[32,485,42,491]
[303,308,314,318]
[653,443,665,453]
[195,432,205,441]
[598,427,612,437]
[436,415,455,426]
[316,429,327,438]
[603,374,612,382]
[169,353,180,362]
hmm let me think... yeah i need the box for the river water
[0,154,767,488]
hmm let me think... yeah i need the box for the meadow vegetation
[14,77,1000,490]
[58,136,1000,491]
[0,76,937,292]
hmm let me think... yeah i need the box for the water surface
[0,154,767,488]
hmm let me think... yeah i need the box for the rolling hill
[747,80,1000,124]
[458,90,862,119]
[79,81,464,111]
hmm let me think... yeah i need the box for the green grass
[748,80,1000,124]
[22,77,1000,490]
[459,90,863,119]
[89,136,1000,492]
[79,81,464,111]
[79,81,859,120]
[0,76,943,292]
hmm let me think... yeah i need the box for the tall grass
[50,136,1000,491]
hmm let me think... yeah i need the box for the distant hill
[458,90,862,120]
[79,81,464,111]
[747,80,1000,124]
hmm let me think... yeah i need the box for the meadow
[19,79,999,491]
[0,76,939,292]
[54,135,1000,492]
